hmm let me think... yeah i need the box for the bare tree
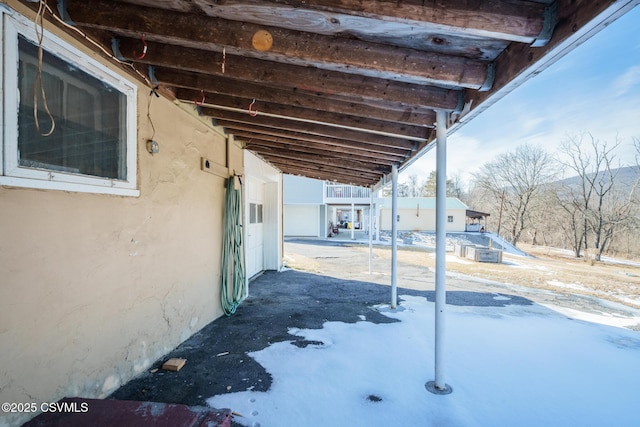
[558,133,640,260]
[555,191,585,256]
[557,133,633,260]
[472,143,556,246]
[524,186,557,246]
[595,184,637,260]
[448,174,467,200]
[405,174,422,197]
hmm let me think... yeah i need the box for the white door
[246,176,265,278]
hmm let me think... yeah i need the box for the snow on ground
[208,295,640,427]
[540,304,640,329]
[429,253,474,264]
[545,279,589,292]
[378,231,528,256]
[601,256,640,268]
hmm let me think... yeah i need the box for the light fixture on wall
[146,139,159,154]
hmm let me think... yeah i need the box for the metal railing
[325,184,371,199]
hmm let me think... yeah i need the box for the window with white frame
[447,215,454,223]
[249,203,264,224]
[1,9,138,196]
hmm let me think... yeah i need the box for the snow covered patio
[112,241,640,427]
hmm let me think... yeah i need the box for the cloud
[611,65,640,96]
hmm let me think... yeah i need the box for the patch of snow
[429,253,473,264]
[208,295,640,427]
[541,304,640,329]
[617,295,640,307]
[546,279,589,292]
[601,256,640,267]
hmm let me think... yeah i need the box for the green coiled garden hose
[220,176,246,316]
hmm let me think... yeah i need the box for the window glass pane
[257,204,263,223]
[250,203,257,224]
[17,36,127,180]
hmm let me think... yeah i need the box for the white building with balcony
[283,175,484,238]
[283,175,376,237]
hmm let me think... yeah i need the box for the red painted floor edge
[21,397,232,427]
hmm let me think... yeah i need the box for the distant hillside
[554,166,639,191]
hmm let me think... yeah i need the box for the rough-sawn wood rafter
[28,0,638,186]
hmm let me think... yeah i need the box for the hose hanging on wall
[221,175,246,316]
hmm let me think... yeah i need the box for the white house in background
[283,175,375,237]
[283,175,485,238]
[378,197,468,232]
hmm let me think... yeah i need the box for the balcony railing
[325,184,371,199]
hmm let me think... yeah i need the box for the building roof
[466,209,492,219]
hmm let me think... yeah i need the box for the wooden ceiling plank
[233,131,406,163]
[66,0,489,88]
[205,108,418,150]
[245,142,392,172]
[195,103,430,141]
[157,67,438,125]
[117,0,546,43]
[200,93,436,129]
[240,138,400,166]
[254,149,391,175]
[261,155,382,180]
[268,164,374,186]
[220,122,412,158]
[112,37,460,111]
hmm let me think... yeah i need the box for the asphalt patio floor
[106,238,640,426]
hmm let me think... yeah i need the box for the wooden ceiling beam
[222,124,411,158]
[228,132,409,164]
[193,101,429,141]
[267,164,374,186]
[222,120,412,159]
[260,155,382,181]
[155,67,437,126]
[203,108,419,150]
[238,135,402,165]
[116,0,547,43]
[245,145,392,171]
[243,140,393,171]
[196,94,435,133]
[66,0,490,88]
[111,37,461,112]
[252,148,391,175]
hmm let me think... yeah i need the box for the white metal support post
[351,202,355,240]
[369,187,374,274]
[426,109,453,394]
[391,164,398,309]
[324,204,328,238]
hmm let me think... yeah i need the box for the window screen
[17,36,127,180]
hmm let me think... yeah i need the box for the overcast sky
[402,6,640,185]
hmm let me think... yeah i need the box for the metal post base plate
[425,381,453,395]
